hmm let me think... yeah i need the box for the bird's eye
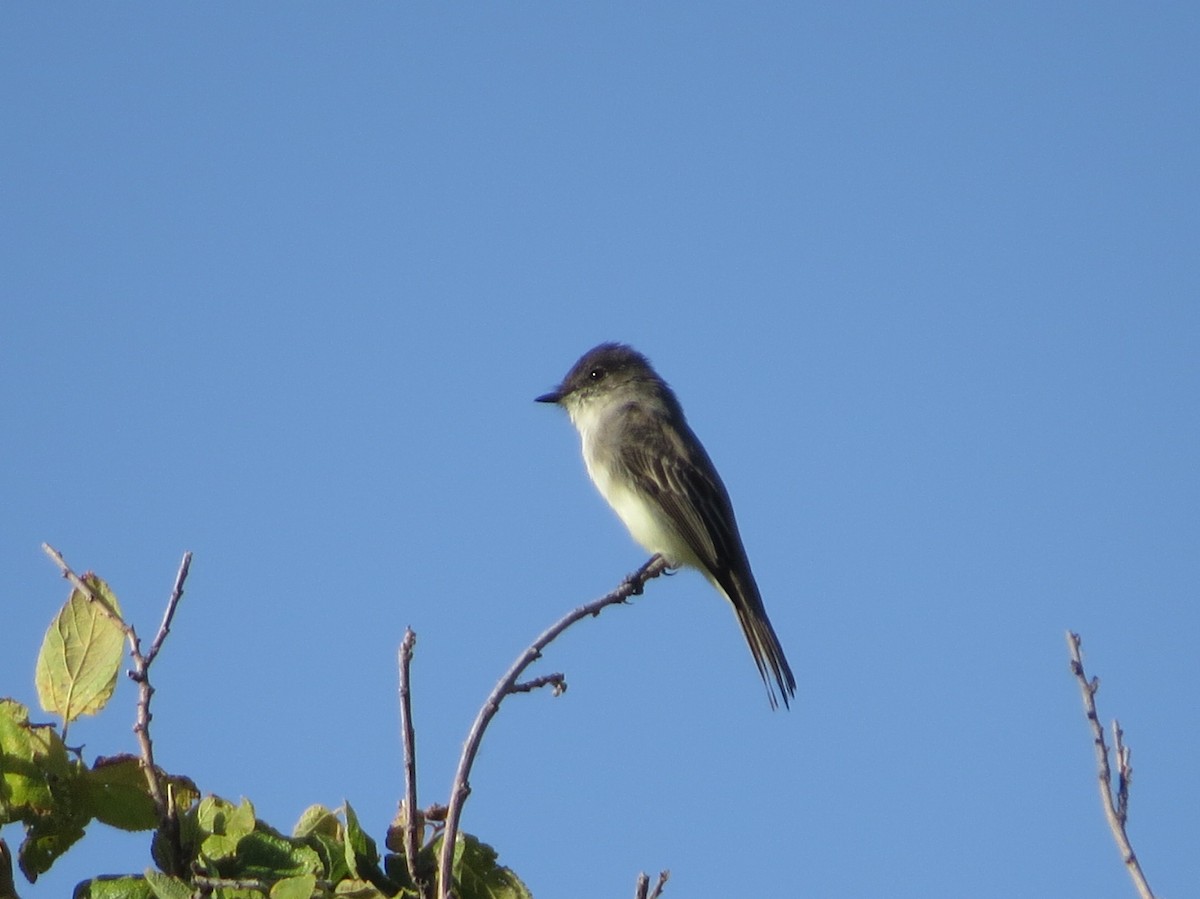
[589,367,605,380]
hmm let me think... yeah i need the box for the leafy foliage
[0,700,198,883]
[445,835,531,899]
[0,560,536,898]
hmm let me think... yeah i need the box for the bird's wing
[615,405,796,709]
[616,414,741,576]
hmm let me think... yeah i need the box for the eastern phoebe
[536,342,796,709]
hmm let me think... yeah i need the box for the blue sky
[2,5,1197,898]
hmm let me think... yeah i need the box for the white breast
[572,400,695,566]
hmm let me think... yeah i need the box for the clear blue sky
[3,5,1197,898]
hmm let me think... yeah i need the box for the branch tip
[1065,632,1155,899]
[437,557,669,899]
[397,628,426,895]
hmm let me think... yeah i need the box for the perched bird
[536,342,795,709]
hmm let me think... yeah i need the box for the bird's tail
[723,570,796,710]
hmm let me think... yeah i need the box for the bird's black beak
[535,389,562,404]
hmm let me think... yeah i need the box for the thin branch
[128,554,194,873]
[1113,719,1131,826]
[437,555,670,899]
[191,875,271,892]
[41,543,132,637]
[1065,631,1155,899]
[647,870,670,899]
[192,875,335,893]
[510,673,566,695]
[635,869,670,899]
[634,873,648,899]
[145,552,193,666]
[42,543,193,876]
[398,628,426,896]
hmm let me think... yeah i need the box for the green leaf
[143,869,191,899]
[226,798,256,841]
[340,804,394,895]
[0,700,95,880]
[196,795,241,836]
[24,717,73,782]
[72,874,156,899]
[36,576,126,725]
[269,874,316,899]
[451,834,531,899]
[199,833,240,863]
[293,804,340,840]
[342,803,374,860]
[236,830,323,880]
[196,795,228,832]
[12,737,89,880]
[304,831,350,884]
[0,699,75,821]
[18,810,87,882]
[293,804,346,882]
[0,699,54,821]
[83,755,157,831]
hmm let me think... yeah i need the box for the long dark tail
[722,568,796,710]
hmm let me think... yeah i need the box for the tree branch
[145,552,192,667]
[648,870,669,899]
[398,628,427,896]
[41,544,193,875]
[634,869,669,899]
[437,555,670,899]
[510,673,566,695]
[192,874,334,892]
[41,543,131,637]
[1065,631,1155,899]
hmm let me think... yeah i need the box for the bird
[536,342,795,709]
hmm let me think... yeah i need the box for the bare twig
[191,875,271,891]
[129,552,193,872]
[1065,631,1155,899]
[648,870,670,899]
[192,874,334,892]
[145,552,193,666]
[398,628,426,895]
[510,673,566,695]
[437,555,670,899]
[1113,720,1131,825]
[42,544,193,876]
[635,869,670,899]
[634,872,648,899]
[41,543,131,637]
